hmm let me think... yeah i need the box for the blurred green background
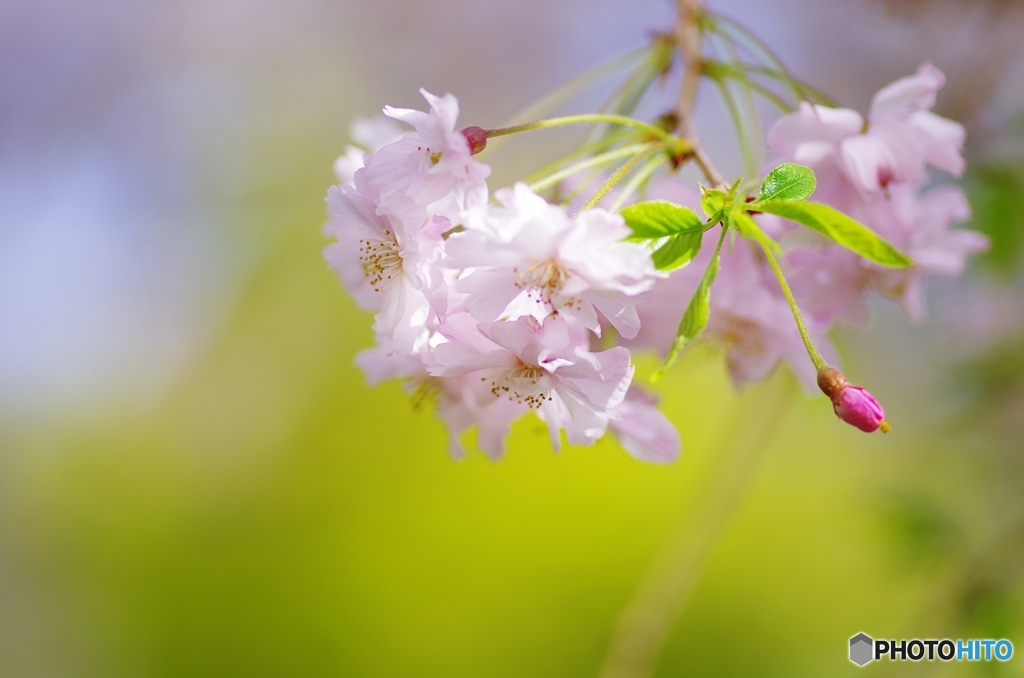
[2,0,1023,676]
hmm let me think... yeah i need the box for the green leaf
[726,177,743,204]
[652,231,703,271]
[752,200,913,268]
[758,163,816,202]
[653,227,728,380]
[620,200,703,239]
[701,187,726,219]
[732,211,781,254]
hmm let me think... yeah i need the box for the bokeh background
[2,0,1024,676]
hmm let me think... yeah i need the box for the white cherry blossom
[445,183,662,338]
[428,315,634,450]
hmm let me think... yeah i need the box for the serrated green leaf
[652,231,703,271]
[732,211,781,254]
[653,227,729,380]
[759,163,816,202]
[752,200,912,268]
[620,200,704,239]
[701,188,726,219]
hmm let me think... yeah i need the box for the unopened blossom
[817,366,890,433]
[445,183,662,338]
[768,63,964,196]
[610,386,681,463]
[324,170,448,355]
[428,314,634,450]
[333,116,407,185]
[365,89,491,214]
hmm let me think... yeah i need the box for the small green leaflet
[751,200,913,268]
[653,227,729,380]
[726,177,743,204]
[620,200,704,239]
[652,231,703,271]
[758,163,816,202]
[701,187,726,219]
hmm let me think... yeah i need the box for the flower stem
[598,373,795,678]
[608,153,667,212]
[529,142,656,193]
[759,241,828,372]
[673,0,726,188]
[486,114,685,149]
[578,145,663,213]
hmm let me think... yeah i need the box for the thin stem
[579,53,658,151]
[528,142,655,193]
[498,46,649,129]
[713,77,755,181]
[710,31,763,176]
[521,129,636,186]
[736,63,835,107]
[673,0,726,188]
[598,373,795,678]
[608,153,667,212]
[578,145,662,213]
[760,242,827,371]
[487,114,682,148]
[709,13,836,106]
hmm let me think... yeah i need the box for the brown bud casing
[817,366,846,403]
[460,126,488,155]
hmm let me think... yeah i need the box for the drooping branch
[673,0,726,188]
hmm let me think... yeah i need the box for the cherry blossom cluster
[324,91,679,462]
[323,51,986,459]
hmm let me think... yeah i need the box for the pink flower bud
[460,126,488,155]
[817,366,891,433]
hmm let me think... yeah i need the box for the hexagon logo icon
[850,633,874,666]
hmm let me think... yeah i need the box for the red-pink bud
[460,126,488,155]
[817,366,891,433]
[834,385,889,433]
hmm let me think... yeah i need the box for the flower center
[485,362,552,408]
[717,314,767,354]
[416,144,442,165]
[359,229,402,292]
[514,259,568,304]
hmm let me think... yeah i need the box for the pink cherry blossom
[769,63,964,196]
[333,116,407,185]
[428,314,634,450]
[364,89,491,214]
[865,184,988,321]
[445,183,662,339]
[787,247,872,329]
[323,170,448,355]
[610,386,681,463]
